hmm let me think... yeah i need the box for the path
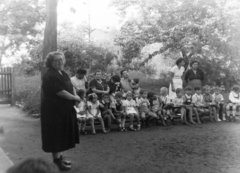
[1,105,240,173]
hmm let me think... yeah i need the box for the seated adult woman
[184,60,204,89]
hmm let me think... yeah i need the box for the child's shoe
[92,131,96,135]
[129,126,136,131]
[81,129,88,135]
[123,128,128,132]
[217,118,222,122]
[136,125,141,131]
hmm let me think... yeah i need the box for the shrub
[15,75,41,114]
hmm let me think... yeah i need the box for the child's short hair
[6,158,59,173]
[176,88,183,94]
[160,87,168,94]
[133,78,139,84]
[140,89,147,95]
[102,93,110,98]
[213,86,221,92]
[232,85,240,92]
[203,85,210,92]
[76,89,85,99]
[184,86,192,91]
[194,86,201,91]
[88,93,98,101]
[147,91,155,99]
[115,92,123,98]
[126,91,132,96]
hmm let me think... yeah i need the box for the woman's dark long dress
[41,68,79,153]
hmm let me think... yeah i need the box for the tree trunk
[42,0,58,78]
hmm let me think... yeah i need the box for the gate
[0,67,15,106]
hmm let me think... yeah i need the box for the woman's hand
[74,95,81,102]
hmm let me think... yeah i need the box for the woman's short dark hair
[176,58,184,65]
[190,60,199,67]
[120,70,127,76]
[77,68,87,75]
[45,52,65,69]
[111,75,120,83]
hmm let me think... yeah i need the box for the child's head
[213,86,221,95]
[88,93,98,103]
[132,78,139,85]
[140,89,148,98]
[160,87,168,96]
[232,85,240,93]
[203,85,211,94]
[194,86,201,94]
[76,89,85,99]
[126,91,133,100]
[176,88,183,97]
[115,92,123,103]
[102,93,110,103]
[147,91,155,100]
[184,86,192,95]
[6,158,59,173]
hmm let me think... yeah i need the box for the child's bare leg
[135,113,141,130]
[212,107,218,121]
[158,111,167,126]
[98,117,107,133]
[193,108,201,124]
[141,112,146,127]
[82,118,87,131]
[181,108,188,125]
[148,111,158,119]
[209,108,213,121]
[129,114,136,131]
[121,113,126,129]
[89,117,96,134]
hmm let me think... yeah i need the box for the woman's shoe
[60,155,71,166]
[54,158,71,171]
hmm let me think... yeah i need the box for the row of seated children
[74,84,239,135]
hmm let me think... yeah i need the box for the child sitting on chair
[203,85,218,122]
[192,86,206,123]
[183,86,200,124]
[226,85,240,122]
[212,86,225,121]
[123,91,141,131]
[172,88,188,125]
[137,89,159,127]
[148,91,167,126]
[75,89,88,135]
[132,78,140,100]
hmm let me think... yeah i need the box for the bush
[15,75,41,114]
[128,70,170,94]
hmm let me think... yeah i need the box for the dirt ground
[1,105,240,173]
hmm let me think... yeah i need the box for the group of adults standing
[40,51,204,171]
[169,57,205,99]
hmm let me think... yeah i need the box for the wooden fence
[0,67,15,106]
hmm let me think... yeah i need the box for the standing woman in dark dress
[41,52,81,171]
[184,60,205,90]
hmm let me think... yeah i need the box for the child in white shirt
[123,91,141,131]
[212,86,225,121]
[226,85,240,122]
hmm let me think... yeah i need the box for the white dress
[123,99,137,114]
[87,101,101,118]
[169,65,185,100]
[75,100,87,119]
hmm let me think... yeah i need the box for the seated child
[160,87,174,124]
[172,88,188,125]
[192,86,206,122]
[136,89,159,127]
[212,86,225,121]
[99,93,120,133]
[123,91,141,131]
[183,86,200,124]
[148,91,167,126]
[87,93,107,134]
[203,85,218,122]
[226,85,240,122]
[112,92,127,132]
[132,78,140,100]
[75,89,88,135]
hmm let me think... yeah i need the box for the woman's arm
[56,90,80,101]
[170,72,175,91]
[92,88,107,94]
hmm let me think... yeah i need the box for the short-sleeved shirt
[71,76,87,91]
[123,99,137,114]
[151,98,160,112]
[137,98,150,112]
[173,96,184,106]
[212,93,224,103]
[99,100,111,112]
[192,93,204,104]
[112,100,124,113]
[203,93,213,103]
[121,78,132,92]
[183,94,192,105]
[89,79,108,100]
[170,65,185,79]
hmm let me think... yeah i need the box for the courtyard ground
[1,105,240,173]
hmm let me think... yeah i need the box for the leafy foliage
[112,0,240,87]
